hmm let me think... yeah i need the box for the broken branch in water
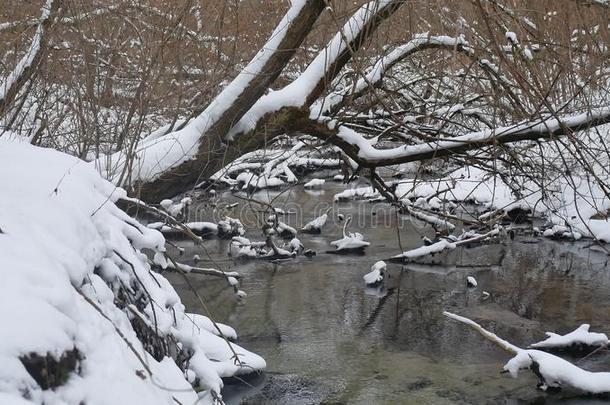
[443,311,519,354]
[443,311,610,394]
[155,260,241,280]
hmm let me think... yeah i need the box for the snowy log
[444,311,610,395]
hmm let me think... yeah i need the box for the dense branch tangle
[98,0,607,203]
[121,0,406,201]
[2,0,609,206]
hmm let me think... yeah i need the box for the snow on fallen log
[400,204,456,230]
[0,139,264,404]
[390,239,456,262]
[330,233,370,251]
[148,221,218,237]
[330,216,370,253]
[229,237,260,259]
[302,212,329,234]
[217,216,245,238]
[505,349,610,393]
[390,229,500,262]
[265,215,298,238]
[287,237,304,254]
[444,311,610,395]
[164,260,240,280]
[467,276,478,288]
[159,196,191,218]
[542,225,582,241]
[334,185,379,202]
[304,178,325,188]
[96,0,323,186]
[363,261,386,285]
[236,171,286,190]
[529,325,609,350]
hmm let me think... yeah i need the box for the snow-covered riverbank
[0,139,264,404]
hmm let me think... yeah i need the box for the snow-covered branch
[311,33,473,116]
[0,0,58,116]
[445,311,610,395]
[96,0,326,197]
[228,0,405,140]
[301,106,610,168]
[390,229,500,262]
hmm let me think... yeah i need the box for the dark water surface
[165,181,610,404]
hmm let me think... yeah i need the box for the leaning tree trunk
[130,0,326,200]
[133,0,404,202]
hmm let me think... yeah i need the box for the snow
[229,237,258,259]
[267,215,297,238]
[467,276,478,287]
[228,0,396,139]
[363,261,386,285]
[334,185,378,201]
[325,106,610,166]
[312,33,471,116]
[236,171,285,190]
[446,311,610,395]
[330,223,370,251]
[589,219,610,242]
[392,229,500,261]
[392,239,456,261]
[530,324,609,349]
[184,221,218,233]
[217,216,245,238]
[160,197,191,217]
[543,225,582,240]
[148,221,218,236]
[0,139,264,404]
[95,0,312,186]
[393,156,610,242]
[330,234,370,251]
[304,178,325,188]
[505,349,610,393]
[206,142,340,187]
[288,237,304,253]
[302,213,328,233]
[505,31,518,43]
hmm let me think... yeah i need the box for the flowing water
[165,180,610,404]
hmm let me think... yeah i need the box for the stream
[165,180,610,404]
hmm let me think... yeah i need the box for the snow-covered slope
[0,139,264,404]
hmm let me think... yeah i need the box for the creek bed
[166,182,610,404]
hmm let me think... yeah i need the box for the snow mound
[0,139,264,404]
